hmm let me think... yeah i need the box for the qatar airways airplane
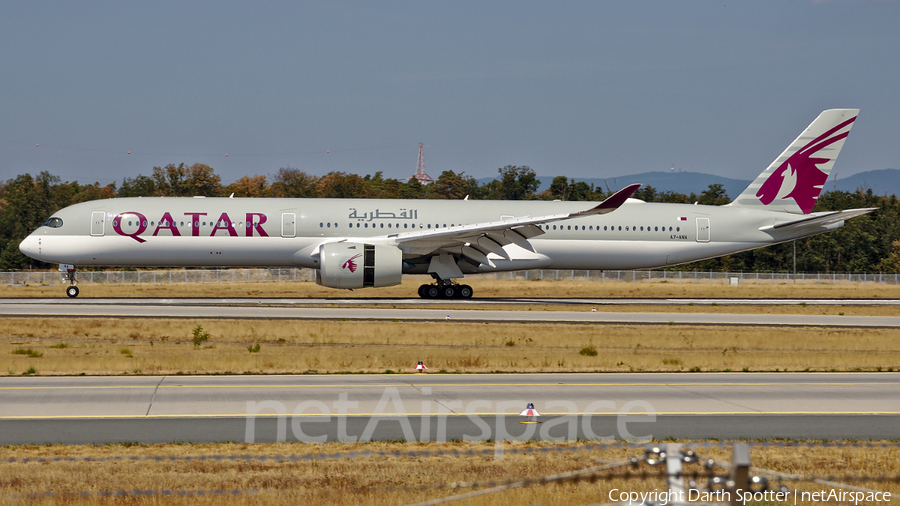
[19,109,873,299]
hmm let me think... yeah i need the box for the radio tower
[408,143,435,184]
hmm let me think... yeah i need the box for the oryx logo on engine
[342,254,362,273]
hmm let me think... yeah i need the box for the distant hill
[831,169,900,195]
[479,168,900,198]
[536,172,752,199]
[479,172,750,198]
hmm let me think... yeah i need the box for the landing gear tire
[417,279,474,300]
[61,264,79,298]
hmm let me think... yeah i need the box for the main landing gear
[61,264,79,298]
[417,281,473,299]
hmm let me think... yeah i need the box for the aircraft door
[282,213,296,238]
[696,217,710,243]
[91,211,106,237]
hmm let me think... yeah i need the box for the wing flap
[512,224,544,240]
[503,229,534,251]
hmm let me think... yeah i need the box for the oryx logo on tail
[756,115,856,214]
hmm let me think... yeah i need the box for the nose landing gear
[59,264,79,298]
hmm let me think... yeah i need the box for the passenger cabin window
[42,217,63,228]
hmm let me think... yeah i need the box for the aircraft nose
[18,235,40,259]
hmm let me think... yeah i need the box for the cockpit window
[42,217,64,228]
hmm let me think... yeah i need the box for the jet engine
[316,242,403,289]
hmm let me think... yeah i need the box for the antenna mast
[408,143,435,184]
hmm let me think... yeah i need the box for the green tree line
[2,164,899,272]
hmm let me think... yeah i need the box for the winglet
[571,183,641,217]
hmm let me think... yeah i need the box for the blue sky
[1,1,898,187]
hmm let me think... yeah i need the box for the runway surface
[2,373,898,444]
[2,299,899,326]
[3,297,900,306]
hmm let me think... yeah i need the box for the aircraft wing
[387,184,641,261]
[759,208,876,232]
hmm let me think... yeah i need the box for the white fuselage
[19,196,832,274]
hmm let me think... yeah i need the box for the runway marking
[2,381,899,390]
[2,411,900,420]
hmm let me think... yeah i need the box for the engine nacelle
[316,242,403,289]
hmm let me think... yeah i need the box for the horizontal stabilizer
[759,208,875,232]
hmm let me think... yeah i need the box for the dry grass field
[2,278,898,505]
[2,318,899,376]
[2,277,898,375]
[0,441,897,505]
[4,276,900,299]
